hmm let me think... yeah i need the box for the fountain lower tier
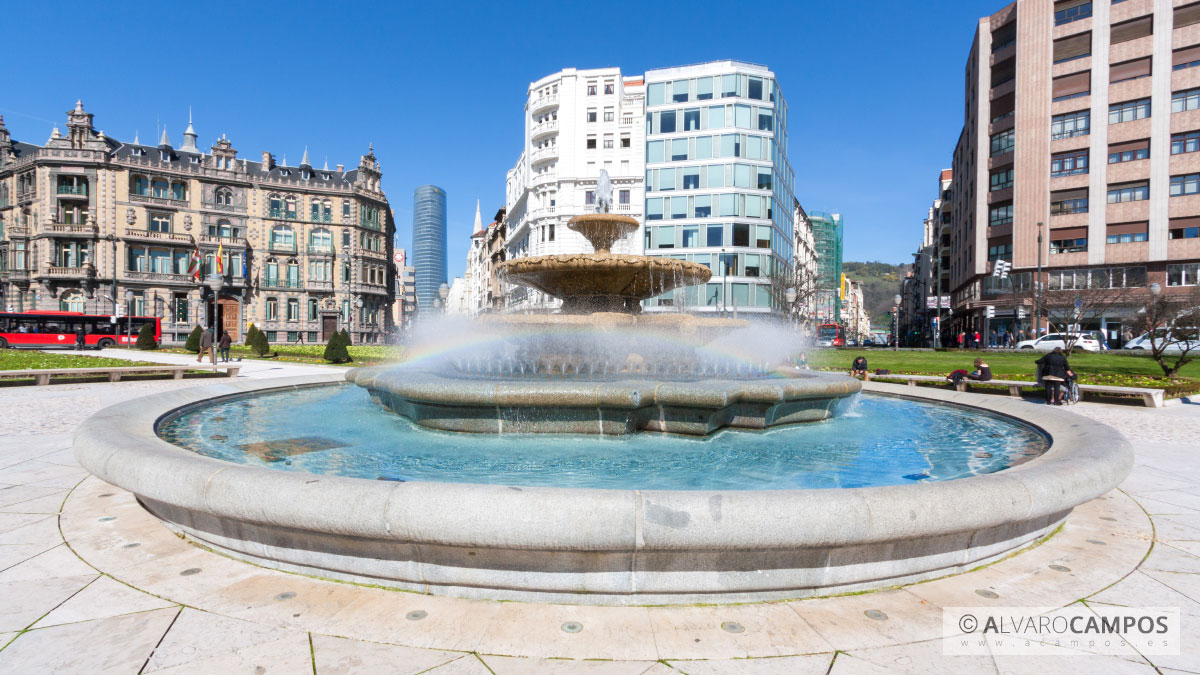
[347,367,861,435]
[496,254,713,314]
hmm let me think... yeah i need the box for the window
[1179,2,1200,29]
[991,129,1016,156]
[171,182,186,201]
[309,229,331,251]
[1050,237,1088,253]
[271,225,295,249]
[585,190,595,206]
[646,197,663,220]
[1169,224,1200,239]
[1054,0,1091,26]
[694,195,712,217]
[697,77,713,100]
[1170,173,1200,196]
[1174,46,1200,72]
[342,200,350,217]
[660,110,676,133]
[671,138,688,161]
[988,243,1013,261]
[1051,149,1089,176]
[707,225,724,246]
[287,298,299,321]
[1108,181,1149,202]
[603,136,614,149]
[1168,263,1200,286]
[604,108,614,122]
[1108,140,1149,164]
[1110,57,1151,83]
[990,168,1014,191]
[721,74,737,98]
[620,136,630,148]
[215,187,233,206]
[587,109,597,123]
[1052,71,1090,101]
[684,108,700,131]
[1053,32,1091,63]
[1051,189,1089,214]
[1111,15,1152,44]
[586,137,596,150]
[1106,231,1148,243]
[132,176,150,196]
[1172,87,1200,113]
[1108,98,1150,124]
[618,189,630,205]
[152,179,168,198]
[672,80,688,103]
[266,298,277,320]
[587,84,597,95]
[149,215,171,233]
[1172,131,1200,155]
[989,204,1014,226]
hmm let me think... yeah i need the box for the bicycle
[1065,377,1080,405]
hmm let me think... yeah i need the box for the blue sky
[2,1,999,278]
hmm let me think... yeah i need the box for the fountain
[346,170,860,435]
[73,172,1133,605]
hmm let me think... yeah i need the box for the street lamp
[785,287,797,331]
[1150,282,1162,297]
[893,294,902,351]
[124,290,134,347]
[106,234,118,318]
[206,274,224,361]
[1036,221,1044,336]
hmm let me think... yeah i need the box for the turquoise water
[159,385,1048,491]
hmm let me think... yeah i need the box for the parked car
[1123,328,1199,353]
[862,339,875,347]
[1015,333,1102,352]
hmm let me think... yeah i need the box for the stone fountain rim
[496,253,713,271]
[74,373,1131,554]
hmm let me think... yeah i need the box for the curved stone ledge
[73,375,1134,605]
[346,366,862,434]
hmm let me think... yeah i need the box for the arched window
[171,181,187,201]
[309,228,331,252]
[268,193,282,218]
[0,183,9,207]
[152,179,168,198]
[132,176,150,196]
[284,196,297,219]
[215,187,232,206]
[265,257,279,286]
[310,200,320,221]
[286,259,300,287]
[322,200,332,222]
[215,219,232,237]
[270,225,294,250]
[60,292,84,313]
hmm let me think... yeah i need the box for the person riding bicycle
[1035,347,1075,406]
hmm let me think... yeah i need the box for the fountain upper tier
[496,214,713,314]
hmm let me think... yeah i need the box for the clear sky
[2,0,1000,278]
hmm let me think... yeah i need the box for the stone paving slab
[0,606,178,674]
[311,634,464,674]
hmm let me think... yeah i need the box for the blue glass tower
[412,185,448,311]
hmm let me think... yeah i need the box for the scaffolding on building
[809,210,844,324]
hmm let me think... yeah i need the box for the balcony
[262,278,303,290]
[202,201,246,215]
[268,209,300,221]
[355,247,389,260]
[56,185,88,197]
[530,146,558,164]
[531,93,559,114]
[306,246,336,255]
[39,223,98,238]
[129,193,186,208]
[124,270,194,285]
[123,228,195,245]
[531,120,558,140]
[531,172,558,188]
[199,234,247,247]
[306,280,334,292]
[39,264,95,280]
[268,240,298,254]
[7,225,30,238]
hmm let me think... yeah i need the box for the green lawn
[0,350,160,371]
[807,349,1200,397]
[160,344,404,366]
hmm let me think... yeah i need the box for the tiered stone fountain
[347,183,860,434]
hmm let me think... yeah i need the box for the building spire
[158,126,171,148]
[473,199,483,233]
[299,145,311,168]
[181,106,198,153]
[323,157,329,171]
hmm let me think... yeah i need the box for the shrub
[339,328,352,347]
[135,322,158,350]
[251,327,271,357]
[323,331,352,364]
[244,324,260,348]
[184,325,203,353]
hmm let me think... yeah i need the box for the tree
[135,322,158,350]
[339,328,352,347]
[765,264,822,334]
[184,325,203,353]
[1008,269,1136,352]
[251,327,271,357]
[244,324,260,348]
[1131,284,1200,377]
[323,331,352,364]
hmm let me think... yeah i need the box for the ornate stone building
[0,101,394,345]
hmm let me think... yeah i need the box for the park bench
[866,372,1164,408]
[0,364,240,386]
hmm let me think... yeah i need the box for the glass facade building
[642,62,795,314]
[412,185,447,311]
[810,211,844,324]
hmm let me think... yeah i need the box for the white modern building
[791,202,820,330]
[641,61,796,315]
[503,67,646,311]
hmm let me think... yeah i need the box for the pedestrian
[957,332,965,350]
[218,331,232,362]
[1004,331,1014,349]
[74,325,86,351]
[849,355,869,380]
[198,329,214,364]
[1035,347,1074,406]
[990,330,998,348]
[793,352,809,370]
[973,330,981,349]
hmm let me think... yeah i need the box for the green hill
[843,261,910,323]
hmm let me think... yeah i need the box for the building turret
[180,109,199,153]
[158,127,172,150]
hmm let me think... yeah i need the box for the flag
[186,249,202,280]
[241,253,247,279]
[216,244,224,275]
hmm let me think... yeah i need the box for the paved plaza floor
[0,349,1197,673]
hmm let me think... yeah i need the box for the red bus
[0,311,161,350]
[817,323,844,347]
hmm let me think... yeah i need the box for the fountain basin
[74,375,1133,605]
[496,253,712,313]
[347,366,860,434]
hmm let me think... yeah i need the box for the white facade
[792,203,819,328]
[463,200,492,315]
[504,68,646,311]
[444,276,470,315]
[843,279,870,342]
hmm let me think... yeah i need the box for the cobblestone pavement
[0,361,1197,673]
